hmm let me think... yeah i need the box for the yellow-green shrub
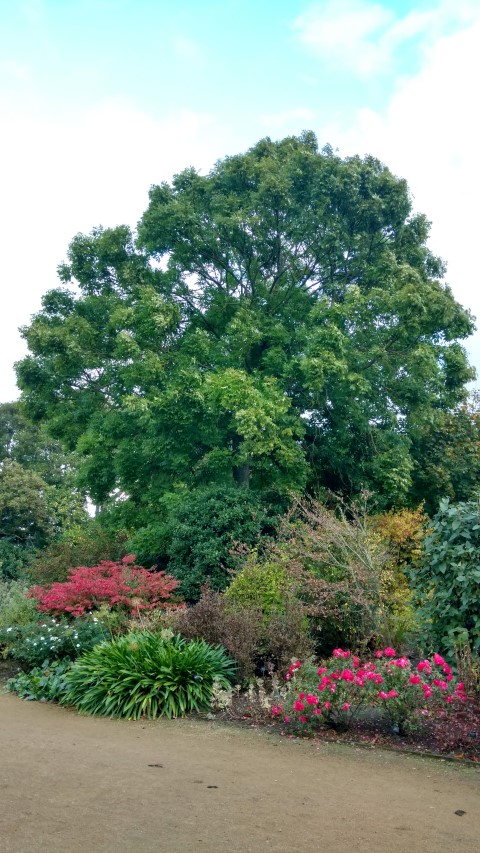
[225,553,293,615]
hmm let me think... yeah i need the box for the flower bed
[274,648,466,735]
[205,648,480,762]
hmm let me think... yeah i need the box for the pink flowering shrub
[275,647,467,735]
[28,556,180,617]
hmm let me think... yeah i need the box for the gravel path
[1,692,479,852]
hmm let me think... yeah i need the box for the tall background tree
[15,133,476,589]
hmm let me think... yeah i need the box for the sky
[1,0,479,401]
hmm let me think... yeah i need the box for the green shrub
[4,659,71,702]
[63,632,236,719]
[226,555,292,615]
[411,498,480,656]
[0,616,108,668]
[0,580,38,631]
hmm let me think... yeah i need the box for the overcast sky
[1,0,479,401]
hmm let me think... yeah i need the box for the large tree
[16,133,475,513]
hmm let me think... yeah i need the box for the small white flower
[6,627,12,633]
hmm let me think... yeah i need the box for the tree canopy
[16,133,475,518]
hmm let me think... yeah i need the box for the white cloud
[294,0,479,76]
[0,99,232,401]
[319,9,480,372]
[260,107,316,130]
[295,0,394,75]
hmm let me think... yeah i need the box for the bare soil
[1,691,479,853]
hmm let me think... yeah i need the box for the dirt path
[0,692,479,853]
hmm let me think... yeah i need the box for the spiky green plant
[62,632,236,719]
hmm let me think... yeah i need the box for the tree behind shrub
[165,486,276,601]
[27,523,129,585]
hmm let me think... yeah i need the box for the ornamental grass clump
[63,631,236,719]
[275,648,467,735]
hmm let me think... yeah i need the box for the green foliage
[411,498,480,656]
[0,461,51,547]
[16,134,474,513]
[0,402,87,554]
[410,393,480,514]
[164,486,275,601]
[4,659,71,702]
[225,554,292,615]
[63,632,236,719]
[0,579,38,631]
[0,539,36,581]
[0,616,108,668]
[28,522,129,585]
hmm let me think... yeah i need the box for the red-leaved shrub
[28,555,179,617]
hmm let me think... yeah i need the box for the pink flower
[342,703,350,711]
[445,696,453,703]
[306,694,318,706]
[318,676,331,690]
[299,715,307,723]
[340,669,355,682]
[433,653,446,667]
[353,656,360,669]
[433,679,447,691]
[423,685,432,698]
[299,693,305,700]
[393,657,409,668]
[294,661,301,669]
[387,690,398,698]
[330,685,336,693]
[271,705,283,716]
[313,708,322,715]
[332,648,350,658]
[284,715,290,722]
[409,675,421,685]
[323,701,331,709]
[285,673,291,681]
[374,651,383,658]
[417,660,431,674]
[384,647,396,657]
[293,700,305,712]
[355,677,365,687]
[317,667,327,675]
[443,664,452,676]
[378,691,389,699]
